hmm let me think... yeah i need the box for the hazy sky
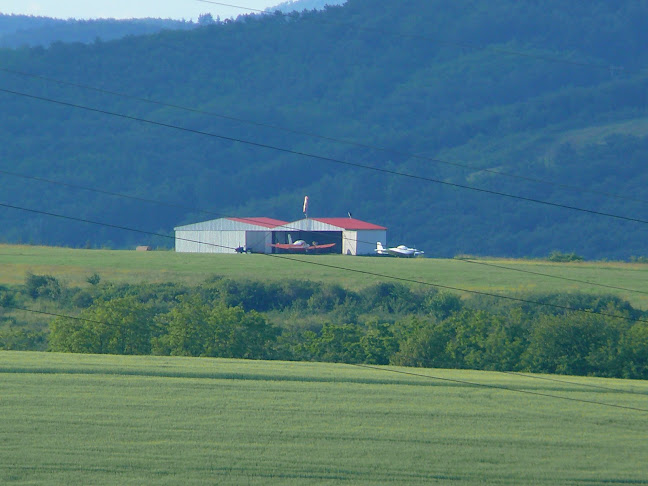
[0,0,281,21]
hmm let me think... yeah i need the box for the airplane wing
[271,243,308,250]
[271,243,336,251]
[308,243,336,250]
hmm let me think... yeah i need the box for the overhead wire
[1,164,645,306]
[0,10,637,235]
[2,299,646,413]
[1,43,646,313]
[497,370,648,396]
[2,1,644,224]
[350,363,648,413]
[190,0,648,407]
[456,258,648,296]
[5,304,105,325]
[3,165,648,300]
[11,289,647,401]
[1,86,648,228]
[2,66,647,206]
[1,199,647,326]
[2,235,647,412]
[1,55,647,301]
[0,75,648,294]
[405,356,648,397]
[1,3,646,407]
[0,166,392,255]
[2,83,648,298]
[0,167,224,218]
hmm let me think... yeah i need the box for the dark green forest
[0,0,648,257]
[2,274,647,379]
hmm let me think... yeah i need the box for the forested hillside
[0,14,195,48]
[0,0,647,258]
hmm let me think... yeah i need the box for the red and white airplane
[271,240,336,252]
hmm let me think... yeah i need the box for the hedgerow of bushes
[1,274,647,379]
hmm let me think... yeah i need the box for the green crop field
[1,351,647,485]
[1,244,647,308]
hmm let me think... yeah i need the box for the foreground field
[1,352,647,485]
[1,244,647,308]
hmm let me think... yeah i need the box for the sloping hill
[269,0,347,12]
[0,14,195,48]
[0,0,647,257]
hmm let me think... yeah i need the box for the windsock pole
[303,196,309,219]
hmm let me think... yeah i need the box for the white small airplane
[375,242,424,257]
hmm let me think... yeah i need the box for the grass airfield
[1,351,648,485]
[1,244,647,308]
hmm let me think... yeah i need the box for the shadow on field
[0,365,458,388]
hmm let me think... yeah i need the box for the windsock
[303,196,309,216]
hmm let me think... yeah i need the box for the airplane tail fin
[376,242,384,251]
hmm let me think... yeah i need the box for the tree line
[2,273,647,379]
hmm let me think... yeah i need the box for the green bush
[547,250,585,262]
[49,297,156,355]
[24,273,63,300]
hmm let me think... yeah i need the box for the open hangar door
[271,230,342,254]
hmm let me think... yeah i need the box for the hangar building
[174,217,288,254]
[175,217,387,255]
[273,218,387,256]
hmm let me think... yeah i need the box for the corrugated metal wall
[175,218,387,255]
[343,230,387,255]
[356,230,387,255]
[282,219,340,232]
[175,230,246,253]
[175,218,267,232]
[245,231,272,253]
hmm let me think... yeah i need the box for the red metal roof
[227,217,288,228]
[311,218,387,230]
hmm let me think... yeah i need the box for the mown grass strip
[1,244,647,307]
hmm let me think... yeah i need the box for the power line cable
[196,0,264,13]
[497,370,648,396]
[457,258,648,296]
[1,199,647,325]
[3,166,648,299]
[4,84,648,299]
[2,86,647,227]
[5,299,647,412]
[1,70,647,301]
[3,202,648,411]
[4,304,104,325]
[2,302,646,411]
[408,356,648,397]
[2,67,646,205]
[2,6,645,412]
[0,168,222,218]
[0,167,391,253]
[2,83,648,301]
[351,363,648,413]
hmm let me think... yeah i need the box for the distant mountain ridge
[268,0,346,13]
[0,14,194,48]
[0,3,345,48]
[0,0,647,258]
